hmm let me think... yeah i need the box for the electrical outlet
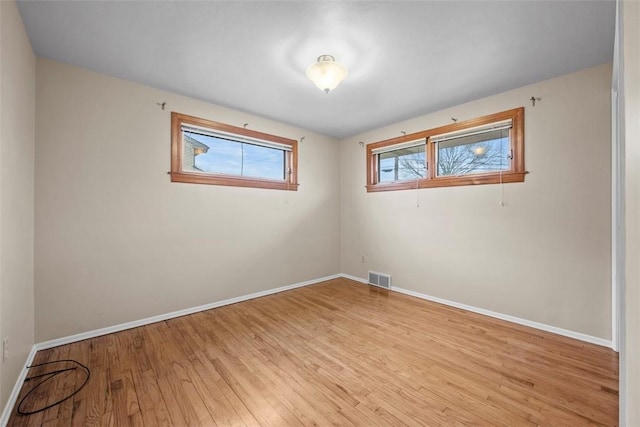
[2,337,8,363]
[361,255,366,263]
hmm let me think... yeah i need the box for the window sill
[171,172,299,191]
[366,171,527,192]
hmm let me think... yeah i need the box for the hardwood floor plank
[167,318,245,426]
[6,278,619,426]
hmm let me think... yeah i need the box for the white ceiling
[17,1,615,138]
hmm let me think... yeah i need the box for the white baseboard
[1,345,38,427]
[339,274,613,349]
[340,273,369,284]
[36,274,342,351]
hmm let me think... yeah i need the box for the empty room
[1,0,639,425]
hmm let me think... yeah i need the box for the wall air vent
[368,271,391,289]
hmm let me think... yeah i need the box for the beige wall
[35,59,341,341]
[0,0,36,408]
[340,63,612,340]
[623,0,639,424]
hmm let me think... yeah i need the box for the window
[366,107,525,192]
[377,140,426,183]
[171,113,298,190]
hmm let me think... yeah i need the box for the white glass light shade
[472,145,487,156]
[306,55,348,93]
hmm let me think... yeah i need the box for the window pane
[436,129,510,177]
[183,131,285,180]
[378,145,426,183]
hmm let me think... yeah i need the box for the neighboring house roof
[184,135,209,154]
[183,135,209,172]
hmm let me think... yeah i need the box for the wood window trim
[366,107,525,192]
[171,112,299,191]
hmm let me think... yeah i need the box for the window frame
[366,107,525,192]
[171,112,299,191]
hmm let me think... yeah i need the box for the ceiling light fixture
[472,146,487,156]
[306,55,348,94]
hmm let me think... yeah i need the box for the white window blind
[182,125,292,152]
[430,119,512,145]
[371,138,427,155]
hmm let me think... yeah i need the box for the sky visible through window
[379,145,426,183]
[185,131,285,181]
[378,135,509,183]
[437,135,509,177]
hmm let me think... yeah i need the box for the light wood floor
[8,278,618,426]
